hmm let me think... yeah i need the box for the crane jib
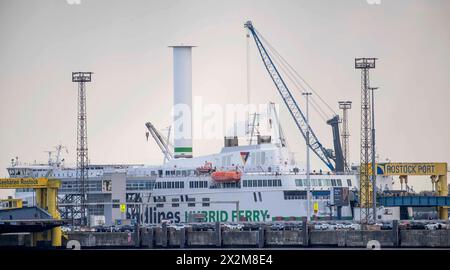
[245,22,335,171]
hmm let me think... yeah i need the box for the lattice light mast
[72,72,92,227]
[338,101,352,172]
[355,58,376,224]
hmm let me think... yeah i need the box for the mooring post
[302,217,309,247]
[148,228,154,249]
[258,225,265,248]
[180,227,186,248]
[215,222,222,247]
[162,223,168,248]
[392,220,399,247]
[134,223,140,248]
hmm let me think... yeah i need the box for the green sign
[184,209,269,222]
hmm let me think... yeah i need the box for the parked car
[437,222,448,229]
[312,222,328,230]
[80,227,96,232]
[399,221,411,230]
[223,223,244,231]
[425,223,438,230]
[168,223,190,231]
[410,221,426,230]
[161,219,177,225]
[242,223,261,231]
[270,222,285,231]
[335,222,351,230]
[205,223,216,231]
[349,223,361,230]
[60,226,71,233]
[327,222,339,230]
[94,226,106,232]
[380,221,393,230]
[283,222,297,230]
[119,225,134,232]
[339,222,353,230]
[195,223,215,231]
[282,222,303,230]
[425,222,447,230]
[312,222,322,230]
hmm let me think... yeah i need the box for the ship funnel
[170,45,195,158]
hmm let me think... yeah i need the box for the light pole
[302,92,312,222]
[369,87,378,221]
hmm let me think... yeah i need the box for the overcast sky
[1,0,449,197]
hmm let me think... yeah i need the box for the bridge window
[331,179,337,187]
[347,179,352,187]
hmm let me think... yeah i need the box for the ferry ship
[6,110,393,225]
[7,138,380,224]
[5,23,395,225]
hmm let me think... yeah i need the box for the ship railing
[243,171,357,176]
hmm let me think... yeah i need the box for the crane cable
[249,29,329,123]
[267,50,330,123]
[258,29,336,117]
[254,32,330,123]
[255,29,337,118]
[258,31,335,119]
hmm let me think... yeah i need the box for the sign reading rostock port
[376,163,447,176]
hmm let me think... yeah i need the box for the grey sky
[1,0,449,197]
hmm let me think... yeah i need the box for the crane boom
[245,21,335,171]
[145,122,174,163]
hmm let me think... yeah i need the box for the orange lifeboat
[211,171,242,182]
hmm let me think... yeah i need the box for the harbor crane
[145,122,173,163]
[245,21,344,172]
